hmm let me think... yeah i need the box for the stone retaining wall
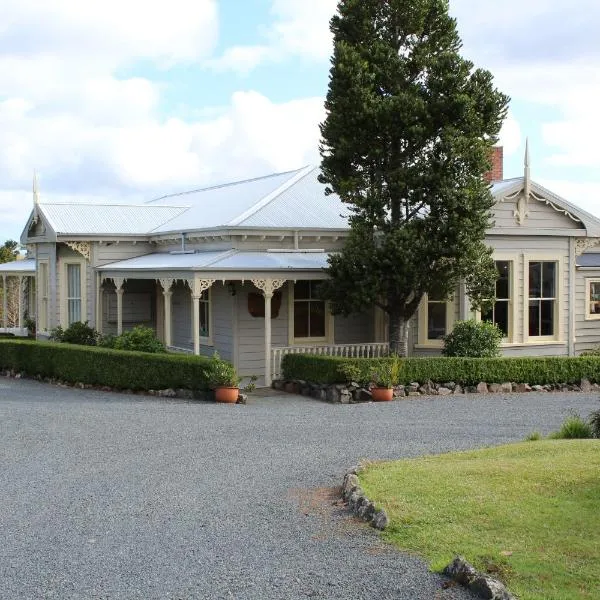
[273,378,598,403]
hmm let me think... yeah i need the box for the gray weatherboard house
[4,146,600,386]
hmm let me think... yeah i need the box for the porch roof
[97,250,330,273]
[0,258,36,275]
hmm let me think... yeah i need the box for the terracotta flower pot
[214,387,240,403]
[371,387,394,402]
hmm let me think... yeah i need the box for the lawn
[359,440,600,600]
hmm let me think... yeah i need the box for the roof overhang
[0,258,36,276]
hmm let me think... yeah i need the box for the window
[199,288,210,339]
[482,261,511,337]
[427,293,447,340]
[418,292,455,346]
[293,281,326,339]
[586,279,600,320]
[60,259,86,328]
[38,261,49,331]
[528,261,556,337]
[67,264,82,325]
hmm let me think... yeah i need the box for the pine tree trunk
[389,312,410,357]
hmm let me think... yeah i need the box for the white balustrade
[271,343,390,381]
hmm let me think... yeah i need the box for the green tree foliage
[319,0,509,355]
[0,240,19,264]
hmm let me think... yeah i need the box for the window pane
[529,262,541,298]
[428,302,446,340]
[309,301,326,337]
[529,300,540,337]
[540,300,554,336]
[199,302,210,337]
[294,301,309,338]
[494,301,509,337]
[590,282,600,315]
[542,262,556,298]
[481,307,493,324]
[67,264,81,299]
[68,299,81,324]
[310,281,324,300]
[295,281,310,300]
[496,261,510,299]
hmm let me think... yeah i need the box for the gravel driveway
[0,378,597,599]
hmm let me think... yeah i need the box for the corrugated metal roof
[577,253,600,268]
[149,168,306,233]
[99,250,329,272]
[239,167,350,229]
[40,203,188,235]
[0,258,36,273]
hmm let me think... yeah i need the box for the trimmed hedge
[281,353,600,387]
[0,339,211,391]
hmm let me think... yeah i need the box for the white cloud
[539,179,600,219]
[1,0,219,67]
[498,111,522,157]
[207,0,337,74]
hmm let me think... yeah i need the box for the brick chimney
[484,146,504,182]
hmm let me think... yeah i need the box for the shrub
[525,431,542,441]
[112,326,165,353]
[281,353,600,387]
[370,355,402,388]
[0,339,211,391]
[443,319,503,358]
[205,352,241,388]
[588,410,600,439]
[97,333,117,349]
[50,321,98,346]
[549,414,593,439]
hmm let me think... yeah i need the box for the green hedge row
[281,353,600,386]
[0,339,212,391]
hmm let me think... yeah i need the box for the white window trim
[479,253,519,345]
[199,287,214,347]
[288,281,334,346]
[524,253,564,343]
[416,293,456,348]
[585,278,600,321]
[37,259,49,332]
[59,257,87,327]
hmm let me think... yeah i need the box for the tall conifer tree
[319,0,509,355]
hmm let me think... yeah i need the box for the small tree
[319,0,509,355]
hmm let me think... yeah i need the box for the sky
[1,0,599,242]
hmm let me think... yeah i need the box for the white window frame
[199,287,213,346]
[524,254,563,343]
[288,281,333,345]
[60,257,87,327]
[417,293,456,348]
[38,260,49,332]
[585,278,600,321]
[481,254,518,344]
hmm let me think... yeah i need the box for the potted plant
[370,356,402,402]
[207,352,241,403]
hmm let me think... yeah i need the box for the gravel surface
[0,378,597,599]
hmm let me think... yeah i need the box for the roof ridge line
[38,201,190,209]
[146,168,305,204]
[227,165,315,227]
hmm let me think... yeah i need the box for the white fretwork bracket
[65,241,91,261]
[185,278,215,298]
[158,278,175,293]
[576,238,600,256]
[112,277,126,291]
[252,278,286,298]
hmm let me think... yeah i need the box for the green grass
[359,441,600,600]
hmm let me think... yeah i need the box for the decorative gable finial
[514,138,531,225]
[32,170,40,224]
